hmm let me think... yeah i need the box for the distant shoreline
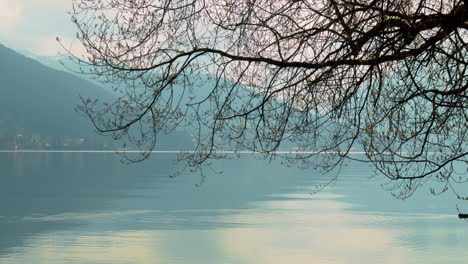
[0,150,368,154]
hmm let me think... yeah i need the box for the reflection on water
[0,152,467,264]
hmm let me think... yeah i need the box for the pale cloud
[35,36,64,56]
[25,35,87,56]
[29,0,72,9]
[0,0,77,55]
[0,1,24,33]
[0,0,72,34]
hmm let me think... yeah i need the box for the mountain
[0,44,195,150]
[6,46,300,152]
[0,44,113,149]
[17,51,107,89]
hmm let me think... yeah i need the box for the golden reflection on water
[221,198,408,264]
[4,231,161,264]
[2,193,466,264]
[2,152,468,264]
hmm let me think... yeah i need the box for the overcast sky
[0,0,82,56]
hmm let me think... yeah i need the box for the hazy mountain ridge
[4,45,298,151]
[0,44,196,150]
[0,44,112,149]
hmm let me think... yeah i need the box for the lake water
[0,152,467,263]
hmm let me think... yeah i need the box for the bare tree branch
[69,0,468,198]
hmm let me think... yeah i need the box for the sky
[0,0,82,56]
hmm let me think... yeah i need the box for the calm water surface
[0,152,467,264]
